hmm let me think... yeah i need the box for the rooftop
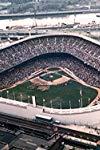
[10,133,58,150]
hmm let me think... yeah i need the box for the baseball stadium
[0,33,100,111]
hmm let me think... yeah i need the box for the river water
[0,13,100,30]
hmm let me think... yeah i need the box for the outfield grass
[47,67,60,71]
[1,80,97,109]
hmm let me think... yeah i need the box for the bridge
[0,9,100,19]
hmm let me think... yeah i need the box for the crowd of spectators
[0,53,99,90]
[0,35,100,73]
[0,35,100,89]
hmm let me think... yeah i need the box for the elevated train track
[0,33,100,148]
[0,112,99,145]
[0,112,53,136]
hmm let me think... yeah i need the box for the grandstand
[0,33,100,72]
[0,33,100,90]
[0,33,100,128]
[1,65,99,109]
[0,53,99,90]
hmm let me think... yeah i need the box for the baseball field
[0,67,98,109]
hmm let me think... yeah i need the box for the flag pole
[7,90,9,99]
[69,100,72,114]
[80,88,83,107]
[50,100,53,113]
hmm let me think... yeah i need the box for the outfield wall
[43,105,100,115]
[0,97,100,128]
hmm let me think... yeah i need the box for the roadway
[0,26,100,45]
[0,97,100,129]
[1,26,100,36]
[0,9,100,19]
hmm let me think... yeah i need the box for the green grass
[58,70,73,78]
[47,67,60,71]
[40,72,62,81]
[1,80,98,109]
